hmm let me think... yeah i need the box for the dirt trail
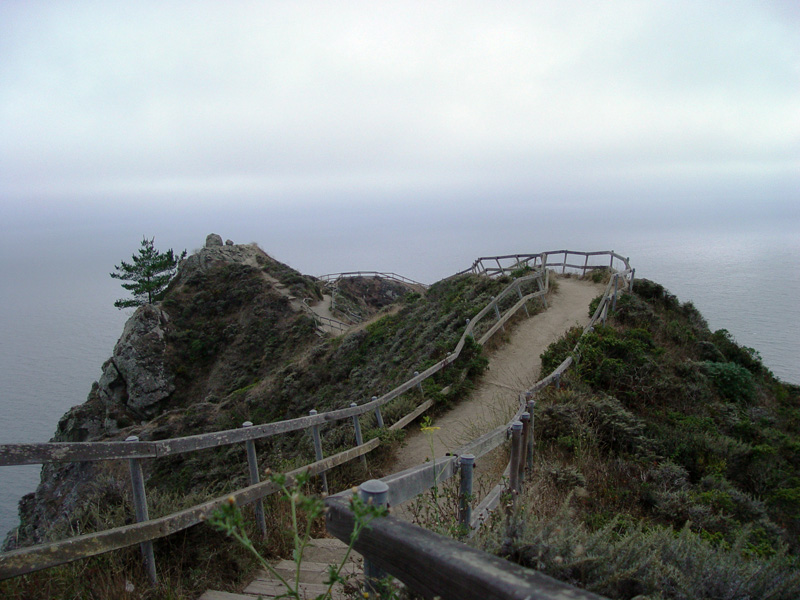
[390,277,603,472]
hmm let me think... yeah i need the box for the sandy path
[390,277,603,472]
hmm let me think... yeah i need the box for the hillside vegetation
[5,243,798,600]
[476,278,800,600]
[2,245,516,599]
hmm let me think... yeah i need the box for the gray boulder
[205,233,223,247]
[101,304,174,418]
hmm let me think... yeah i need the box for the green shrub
[703,361,756,404]
[480,502,800,600]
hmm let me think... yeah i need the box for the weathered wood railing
[0,251,632,593]
[318,271,428,325]
[463,250,632,281]
[317,271,428,290]
[0,265,548,580]
[325,257,633,599]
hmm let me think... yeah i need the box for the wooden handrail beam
[325,495,606,600]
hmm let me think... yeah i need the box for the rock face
[205,233,224,247]
[101,304,173,419]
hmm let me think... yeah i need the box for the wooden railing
[325,260,634,600]
[318,271,428,324]
[301,297,350,334]
[462,250,632,280]
[0,251,633,598]
[0,266,548,580]
[317,271,428,290]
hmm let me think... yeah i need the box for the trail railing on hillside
[0,251,632,599]
[301,297,350,334]
[318,271,428,325]
[317,271,428,290]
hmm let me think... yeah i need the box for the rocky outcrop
[205,233,224,247]
[101,304,173,419]
[179,240,265,277]
[3,236,316,550]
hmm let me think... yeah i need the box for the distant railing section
[462,250,632,280]
[317,271,428,290]
[301,298,350,334]
[318,271,428,326]
[0,251,633,598]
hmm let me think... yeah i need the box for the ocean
[1,216,798,538]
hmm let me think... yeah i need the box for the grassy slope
[476,279,800,600]
[1,266,513,599]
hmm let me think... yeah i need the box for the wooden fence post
[350,403,367,468]
[242,422,267,537]
[526,398,535,474]
[519,413,530,483]
[414,372,422,392]
[372,397,384,429]
[492,297,504,331]
[612,274,619,312]
[125,435,157,585]
[509,421,523,494]
[458,454,475,530]
[630,268,636,293]
[537,274,548,309]
[360,479,390,597]
[516,285,530,317]
[308,410,328,494]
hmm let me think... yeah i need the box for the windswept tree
[111,237,187,309]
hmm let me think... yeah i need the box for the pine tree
[110,237,187,309]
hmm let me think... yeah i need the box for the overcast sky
[1,0,798,273]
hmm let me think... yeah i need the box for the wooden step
[197,591,259,600]
[199,538,362,600]
[302,538,361,565]
[244,578,351,600]
[265,559,361,585]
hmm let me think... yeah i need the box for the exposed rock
[205,233,223,247]
[225,239,234,246]
[106,304,174,418]
[180,241,265,277]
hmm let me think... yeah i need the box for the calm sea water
[1,220,797,537]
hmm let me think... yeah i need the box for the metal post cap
[460,454,475,464]
[125,435,139,442]
[360,479,389,495]
[242,421,253,427]
[511,421,523,431]
[520,412,530,421]
[309,409,317,415]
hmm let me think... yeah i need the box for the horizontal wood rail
[0,439,379,579]
[326,494,604,600]
[1,251,632,589]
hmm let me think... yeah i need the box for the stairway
[198,537,362,600]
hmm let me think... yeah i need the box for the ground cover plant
[478,278,800,599]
